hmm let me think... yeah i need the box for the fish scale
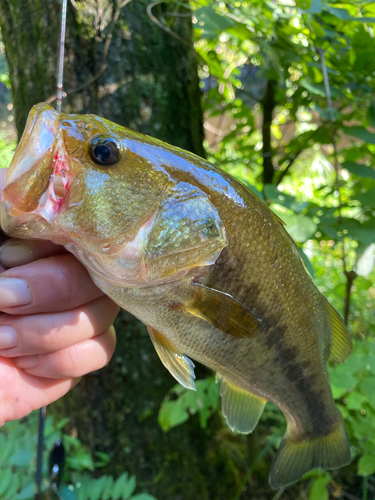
[1,102,352,489]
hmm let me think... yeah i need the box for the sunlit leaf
[358,454,375,476]
[195,6,236,38]
[309,475,329,500]
[326,6,350,20]
[296,0,311,9]
[158,377,219,431]
[357,244,375,278]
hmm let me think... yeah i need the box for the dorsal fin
[323,299,352,364]
[272,211,286,226]
[184,284,263,338]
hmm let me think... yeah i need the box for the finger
[0,167,6,191]
[13,326,116,379]
[0,295,119,357]
[0,239,67,269]
[0,254,105,314]
[0,356,81,425]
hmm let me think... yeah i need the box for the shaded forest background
[0,1,375,499]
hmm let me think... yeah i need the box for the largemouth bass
[1,103,352,489]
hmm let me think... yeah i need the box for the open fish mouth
[2,103,72,220]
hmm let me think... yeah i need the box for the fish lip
[6,103,58,186]
[2,103,74,222]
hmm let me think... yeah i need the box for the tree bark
[0,1,240,498]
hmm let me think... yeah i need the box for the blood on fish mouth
[51,149,71,205]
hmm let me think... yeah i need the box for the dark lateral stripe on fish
[262,317,336,438]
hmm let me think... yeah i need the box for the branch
[261,79,276,185]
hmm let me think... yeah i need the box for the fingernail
[0,278,32,307]
[0,325,18,349]
[14,355,38,369]
[0,241,35,269]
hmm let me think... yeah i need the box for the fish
[1,102,352,489]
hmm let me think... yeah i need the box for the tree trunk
[261,79,276,186]
[0,1,241,498]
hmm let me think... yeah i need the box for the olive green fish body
[1,103,352,489]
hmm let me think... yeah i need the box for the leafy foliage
[0,411,157,500]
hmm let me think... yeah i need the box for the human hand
[0,169,119,426]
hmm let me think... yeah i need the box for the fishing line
[35,2,67,498]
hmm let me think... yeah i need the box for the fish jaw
[1,103,74,239]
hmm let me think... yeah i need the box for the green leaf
[17,483,35,500]
[342,126,375,145]
[299,247,315,278]
[310,19,326,37]
[309,475,329,500]
[67,447,95,472]
[296,0,311,9]
[4,474,20,500]
[271,208,317,243]
[195,378,220,428]
[112,472,136,500]
[306,0,323,13]
[358,454,375,476]
[131,495,158,500]
[59,485,77,500]
[102,476,115,500]
[9,449,33,467]
[241,180,265,201]
[326,6,350,20]
[0,468,13,497]
[346,391,368,410]
[195,6,236,38]
[342,161,375,180]
[158,398,190,432]
[353,187,375,208]
[330,365,356,391]
[359,377,375,398]
[264,184,302,211]
[158,377,219,431]
[300,79,325,96]
[349,17,375,23]
[368,101,375,128]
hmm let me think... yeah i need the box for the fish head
[1,103,226,286]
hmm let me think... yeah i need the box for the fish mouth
[2,103,72,220]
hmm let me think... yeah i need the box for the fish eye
[89,136,120,165]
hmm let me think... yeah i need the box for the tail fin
[269,413,351,490]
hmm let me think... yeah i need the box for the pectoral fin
[184,284,263,338]
[147,326,196,390]
[323,299,352,364]
[219,376,267,433]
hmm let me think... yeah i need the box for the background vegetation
[0,0,375,499]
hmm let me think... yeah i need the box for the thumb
[0,168,7,193]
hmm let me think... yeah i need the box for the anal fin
[147,326,196,390]
[185,284,263,338]
[219,376,267,433]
